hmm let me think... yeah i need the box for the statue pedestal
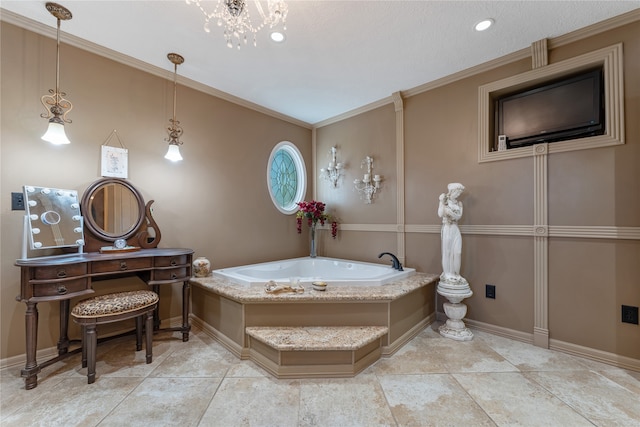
[437,275,473,341]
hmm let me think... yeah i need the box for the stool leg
[86,324,97,384]
[145,310,153,364]
[81,325,87,368]
[135,316,143,351]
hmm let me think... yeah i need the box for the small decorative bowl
[312,281,327,291]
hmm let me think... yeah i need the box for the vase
[309,223,317,258]
[193,256,211,277]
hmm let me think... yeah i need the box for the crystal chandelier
[186,0,288,49]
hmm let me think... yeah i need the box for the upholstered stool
[71,290,159,384]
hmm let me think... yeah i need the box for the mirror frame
[81,178,146,242]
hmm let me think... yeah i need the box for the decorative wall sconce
[164,53,185,162]
[40,2,73,145]
[319,146,343,188]
[353,156,382,204]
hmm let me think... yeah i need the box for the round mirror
[81,178,145,241]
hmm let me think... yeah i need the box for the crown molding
[314,8,639,129]
[0,9,312,130]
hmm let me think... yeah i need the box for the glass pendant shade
[164,144,183,162]
[41,120,71,145]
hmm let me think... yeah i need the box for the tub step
[245,326,388,378]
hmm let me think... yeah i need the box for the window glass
[267,141,306,214]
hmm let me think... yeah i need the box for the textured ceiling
[2,1,639,125]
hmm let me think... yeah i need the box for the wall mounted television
[495,67,605,149]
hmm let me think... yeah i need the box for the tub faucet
[378,252,403,271]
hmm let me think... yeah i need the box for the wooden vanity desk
[15,178,194,390]
[16,248,193,390]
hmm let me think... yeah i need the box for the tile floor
[1,324,639,426]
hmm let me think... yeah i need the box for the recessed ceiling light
[270,31,286,43]
[474,18,494,32]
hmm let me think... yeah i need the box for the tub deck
[190,272,438,378]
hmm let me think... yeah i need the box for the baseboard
[550,339,640,372]
[447,316,639,373]
[462,317,534,344]
[189,314,250,359]
[1,315,191,370]
[382,312,436,356]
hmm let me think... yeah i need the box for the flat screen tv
[496,67,605,149]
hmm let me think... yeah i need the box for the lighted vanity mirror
[81,178,145,242]
[23,186,84,249]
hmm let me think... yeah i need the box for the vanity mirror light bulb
[74,227,82,233]
[31,228,41,234]
[25,186,35,193]
[72,215,81,221]
[29,200,37,207]
[56,190,63,196]
[76,239,84,246]
[30,214,38,221]
[33,242,43,248]
[71,203,79,209]
[41,188,51,194]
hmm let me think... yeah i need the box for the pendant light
[40,2,73,145]
[164,53,185,162]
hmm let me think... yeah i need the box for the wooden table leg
[181,281,191,342]
[57,299,70,355]
[151,284,161,331]
[21,301,40,390]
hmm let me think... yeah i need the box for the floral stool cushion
[71,290,158,318]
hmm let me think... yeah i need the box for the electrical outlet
[621,305,639,325]
[11,192,25,210]
[485,284,496,299]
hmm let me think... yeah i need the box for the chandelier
[186,0,288,49]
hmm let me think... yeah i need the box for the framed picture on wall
[101,145,128,178]
[100,130,128,178]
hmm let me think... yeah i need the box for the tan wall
[0,22,311,360]
[317,19,640,360]
[2,15,638,365]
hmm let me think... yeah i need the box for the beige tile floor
[1,324,639,427]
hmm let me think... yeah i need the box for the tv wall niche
[496,67,605,149]
[478,43,624,163]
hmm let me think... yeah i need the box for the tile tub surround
[190,273,439,377]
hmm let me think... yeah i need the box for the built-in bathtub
[213,256,416,287]
[190,257,438,378]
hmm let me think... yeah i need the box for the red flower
[295,200,338,238]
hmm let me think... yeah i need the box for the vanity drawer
[155,255,189,267]
[91,257,152,274]
[32,278,89,298]
[34,263,87,280]
[153,267,188,281]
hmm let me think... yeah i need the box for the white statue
[436,182,473,341]
[438,183,464,283]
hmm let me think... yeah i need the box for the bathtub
[212,256,415,287]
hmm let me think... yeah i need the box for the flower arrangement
[296,200,338,238]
